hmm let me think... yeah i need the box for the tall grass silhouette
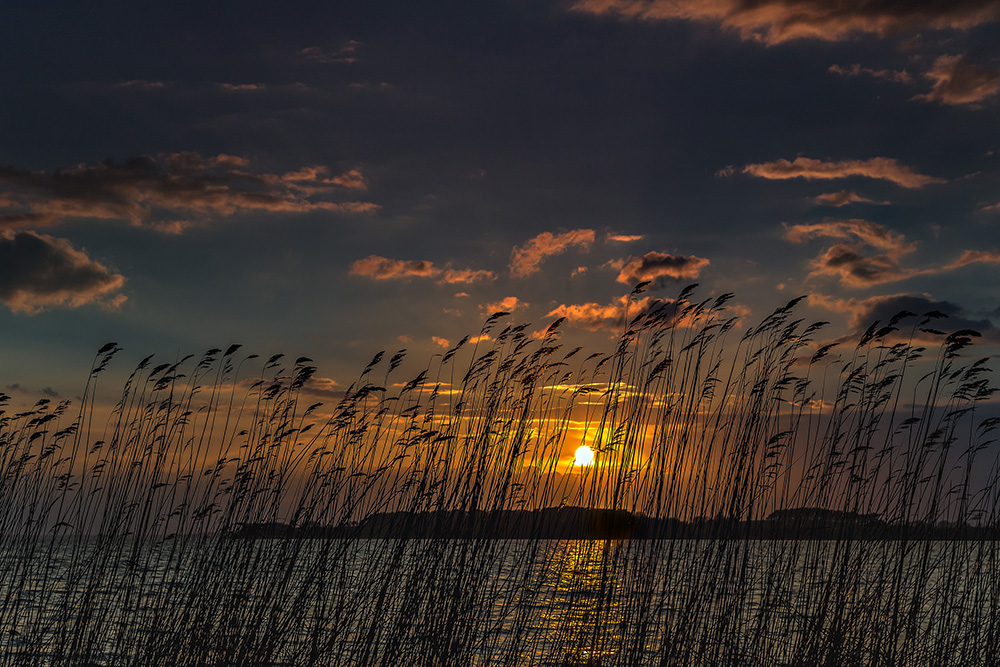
[0,287,997,665]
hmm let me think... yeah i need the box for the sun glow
[573,445,594,467]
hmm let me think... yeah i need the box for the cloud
[349,255,497,284]
[510,229,595,278]
[116,79,169,91]
[784,220,916,287]
[607,233,644,242]
[813,190,890,207]
[783,219,913,252]
[0,231,126,314]
[812,292,1000,341]
[432,336,450,348]
[829,63,912,84]
[942,249,1000,270]
[918,54,1000,105]
[300,40,362,65]
[981,202,1000,212]
[569,0,1000,44]
[721,157,942,188]
[786,220,1000,287]
[547,296,654,331]
[482,296,528,313]
[615,251,710,287]
[809,244,912,287]
[0,154,378,233]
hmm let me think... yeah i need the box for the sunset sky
[2,0,999,403]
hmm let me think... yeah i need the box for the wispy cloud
[942,249,1000,270]
[813,190,890,207]
[510,229,595,278]
[784,219,913,252]
[569,0,1000,44]
[300,40,362,64]
[721,156,942,188]
[350,255,497,284]
[614,251,710,287]
[0,231,126,314]
[607,233,644,242]
[0,154,378,233]
[829,63,912,84]
[918,54,1000,106]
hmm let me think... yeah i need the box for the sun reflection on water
[529,540,624,665]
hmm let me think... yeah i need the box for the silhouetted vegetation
[1,287,997,665]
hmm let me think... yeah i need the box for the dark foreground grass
[1,288,998,666]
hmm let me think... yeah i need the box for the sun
[573,445,594,467]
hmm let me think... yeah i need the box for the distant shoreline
[231,506,1000,541]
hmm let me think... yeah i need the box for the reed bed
[0,287,997,666]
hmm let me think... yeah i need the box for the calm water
[0,537,997,665]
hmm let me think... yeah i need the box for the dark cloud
[811,244,910,287]
[786,220,1000,287]
[813,293,1000,342]
[0,231,126,314]
[918,54,1000,105]
[0,154,378,234]
[615,251,710,288]
[721,157,942,188]
[570,0,1000,44]
[785,220,915,287]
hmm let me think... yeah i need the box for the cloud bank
[0,154,378,233]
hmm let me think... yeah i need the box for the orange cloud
[569,0,1000,44]
[813,190,890,207]
[432,336,450,348]
[918,54,1000,105]
[942,249,1000,270]
[784,219,913,252]
[615,251,710,287]
[510,229,595,278]
[0,231,126,314]
[483,296,528,313]
[547,295,656,331]
[350,255,497,284]
[0,154,378,232]
[607,233,644,242]
[722,157,942,188]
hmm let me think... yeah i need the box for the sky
[1,0,999,404]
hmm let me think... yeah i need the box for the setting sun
[573,445,595,467]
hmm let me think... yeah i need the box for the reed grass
[0,287,997,666]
